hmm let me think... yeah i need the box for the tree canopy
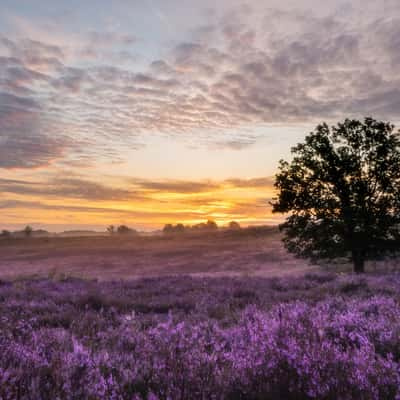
[272,118,400,273]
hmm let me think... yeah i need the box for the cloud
[0,175,275,201]
[0,199,134,214]
[0,199,226,221]
[51,67,88,93]
[0,176,137,201]
[86,31,137,47]
[0,173,277,228]
[130,178,221,193]
[78,31,138,62]
[210,138,257,150]
[0,92,68,168]
[0,36,64,70]
[225,177,275,188]
[50,178,137,200]
[149,60,176,76]
[1,2,400,171]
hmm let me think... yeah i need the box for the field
[1,229,400,399]
[0,228,318,280]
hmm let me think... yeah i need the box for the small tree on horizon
[228,221,241,230]
[206,219,218,230]
[272,118,400,273]
[163,224,174,234]
[117,225,137,235]
[175,223,185,233]
[107,225,115,235]
[24,225,33,238]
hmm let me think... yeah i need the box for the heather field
[1,272,400,399]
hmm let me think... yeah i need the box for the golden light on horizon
[0,176,279,231]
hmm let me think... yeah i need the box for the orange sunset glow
[1,174,280,230]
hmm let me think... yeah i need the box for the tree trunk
[352,250,365,273]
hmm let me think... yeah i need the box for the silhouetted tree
[163,223,186,234]
[24,225,33,238]
[116,225,137,235]
[272,118,400,273]
[228,221,241,230]
[191,222,206,231]
[190,220,218,232]
[175,223,185,233]
[163,224,174,234]
[206,219,218,230]
[107,225,115,235]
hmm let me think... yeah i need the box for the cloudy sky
[0,0,399,231]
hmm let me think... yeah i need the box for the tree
[117,225,137,235]
[206,219,218,230]
[191,222,207,231]
[190,220,218,232]
[163,224,174,234]
[272,118,400,273]
[175,223,185,233]
[228,221,241,230]
[163,223,186,234]
[24,225,33,238]
[107,225,115,235]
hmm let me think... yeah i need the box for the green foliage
[272,118,400,272]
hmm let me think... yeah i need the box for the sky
[0,0,399,231]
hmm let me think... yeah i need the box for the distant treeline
[0,226,42,238]
[0,221,276,240]
[163,220,241,234]
[0,225,139,238]
[106,225,138,235]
